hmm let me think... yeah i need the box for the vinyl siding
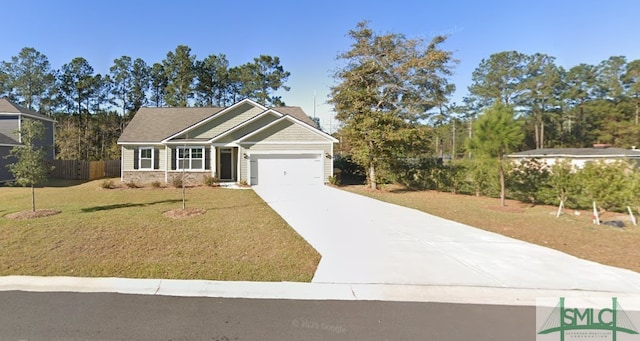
[214,114,280,143]
[247,120,327,143]
[0,146,15,181]
[0,116,19,143]
[122,145,166,171]
[187,104,263,139]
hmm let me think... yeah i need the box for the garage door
[250,154,322,186]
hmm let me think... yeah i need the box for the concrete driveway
[253,185,640,293]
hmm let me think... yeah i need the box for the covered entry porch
[211,146,239,182]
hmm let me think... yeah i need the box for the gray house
[0,98,56,182]
[118,99,338,186]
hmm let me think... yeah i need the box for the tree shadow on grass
[81,199,182,213]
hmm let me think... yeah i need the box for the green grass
[0,179,320,281]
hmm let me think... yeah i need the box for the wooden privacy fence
[49,160,120,180]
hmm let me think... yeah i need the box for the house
[0,98,56,182]
[506,146,640,169]
[117,99,338,186]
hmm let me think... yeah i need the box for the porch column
[211,146,217,177]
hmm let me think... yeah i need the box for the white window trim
[175,146,205,171]
[138,147,154,170]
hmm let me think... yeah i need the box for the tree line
[0,45,291,160]
[331,22,640,208]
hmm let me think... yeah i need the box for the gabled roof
[274,106,318,128]
[118,99,328,144]
[208,109,282,143]
[238,114,338,143]
[162,99,266,142]
[118,106,224,143]
[507,148,640,158]
[0,97,56,122]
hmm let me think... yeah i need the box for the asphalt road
[0,291,534,341]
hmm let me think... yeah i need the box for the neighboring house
[117,99,338,186]
[506,146,640,169]
[0,98,56,182]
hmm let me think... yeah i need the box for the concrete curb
[2,276,639,308]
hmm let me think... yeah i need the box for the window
[139,147,154,169]
[176,146,205,170]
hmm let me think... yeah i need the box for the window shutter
[133,148,139,170]
[171,148,177,170]
[205,147,210,170]
[154,148,160,169]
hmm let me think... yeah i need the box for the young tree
[330,21,456,189]
[467,102,523,206]
[6,119,51,212]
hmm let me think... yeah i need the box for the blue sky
[2,0,639,132]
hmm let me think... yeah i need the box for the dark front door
[220,150,232,180]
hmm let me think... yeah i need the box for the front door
[220,149,233,180]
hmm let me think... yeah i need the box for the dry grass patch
[344,185,640,274]
[0,179,320,281]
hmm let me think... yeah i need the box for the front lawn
[345,185,640,274]
[0,179,320,281]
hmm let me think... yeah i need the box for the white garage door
[250,154,322,186]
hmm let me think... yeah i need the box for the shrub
[101,179,116,189]
[125,181,139,188]
[506,159,551,204]
[328,175,341,186]
[172,176,184,188]
[151,180,162,188]
[203,175,219,187]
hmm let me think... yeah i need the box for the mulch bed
[4,209,62,220]
[162,208,206,219]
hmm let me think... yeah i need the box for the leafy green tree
[506,158,550,204]
[468,51,528,107]
[58,57,96,115]
[149,62,168,107]
[109,55,134,116]
[163,45,195,107]
[330,21,456,189]
[130,58,150,113]
[540,160,579,207]
[244,55,291,106]
[3,47,55,112]
[467,102,523,206]
[519,53,562,149]
[194,54,229,106]
[6,119,51,212]
[623,59,640,125]
[0,66,9,97]
[562,63,598,146]
[577,161,633,211]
